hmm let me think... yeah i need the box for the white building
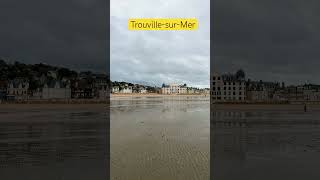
[112,86,119,93]
[139,88,147,93]
[161,84,187,94]
[211,73,246,102]
[7,79,29,100]
[302,85,320,101]
[119,85,132,93]
[42,80,71,99]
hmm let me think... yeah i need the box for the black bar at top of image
[0,0,110,180]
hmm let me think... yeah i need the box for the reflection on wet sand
[0,104,108,180]
[211,105,320,180]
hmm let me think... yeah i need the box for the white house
[112,86,119,93]
[7,79,29,100]
[42,80,71,99]
[137,86,147,93]
[119,85,132,93]
[140,88,147,93]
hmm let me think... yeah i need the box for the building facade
[211,73,246,102]
[42,80,71,99]
[119,85,132,93]
[112,86,119,93]
[161,84,187,94]
[7,79,30,100]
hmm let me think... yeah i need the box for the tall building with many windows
[161,84,187,94]
[211,72,246,102]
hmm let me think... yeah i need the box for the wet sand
[0,104,108,180]
[212,105,320,180]
[111,97,210,180]
[212,103,320,111]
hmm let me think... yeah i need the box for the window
[239,97,242,100]
[224,82,226,85]
[233,92,236,95]
[233,87,236,90]
[218,77,220,80]
[224,87,226,90]
[213,77,216,80]
[228,87,231,90]
[218,87,220,91]
[239,92,242,95]
[213,87,215,90]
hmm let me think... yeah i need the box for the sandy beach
[110,96,210,180]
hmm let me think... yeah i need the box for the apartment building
[161,84,187,94]
[211,73,246,102]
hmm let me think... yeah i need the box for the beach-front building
[7,79,30,100]
[211,72,246,102]
[138,87,147,93]
[300,84,320,101]
[246,81,272,102]
[42,80,71,99]
[119,85,132,93]
[187,87,201,94]
[132,85,147,93]
[161,84,187,94]
[247,90,268,102]
[112,86,119,93]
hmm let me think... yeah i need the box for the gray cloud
[111,0,210,88]
[213,0,320,85]
[0,0,107,73]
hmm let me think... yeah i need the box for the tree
[235,69,245,80]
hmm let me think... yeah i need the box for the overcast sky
[214,0,320,85]
[110,0,210,88]
[2,0,320,87]
[0,0,107,73]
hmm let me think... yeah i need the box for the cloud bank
[111,0,210,88]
